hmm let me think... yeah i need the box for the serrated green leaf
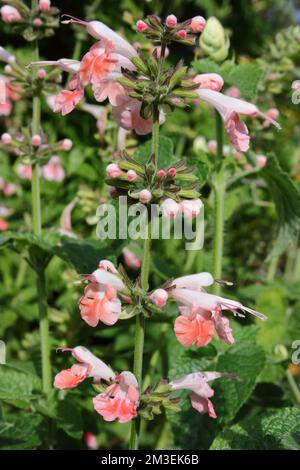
[210,407,300,450]
[262,155,300,258]
[0,364,41,402]
[133,136,176,168]
[0,414,46,450]
[227,63,264,100]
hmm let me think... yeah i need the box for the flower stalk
[212,112,225,295]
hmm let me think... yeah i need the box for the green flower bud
[200,17,230,62]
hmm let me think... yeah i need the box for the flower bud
[39,0,51,12]
[36,69,46,79]
[122,248,141,270]
[136,20,148,32]
[157,169,166,178]
[106,163,122,178]
[4,64,12,74]
[167,167,176,177]
[1,132,12,145]
[127,170,138,182]
[200,16,230,62]
[33,18,43,27]
[161,198,179,218]
[62,138,73,151]
[190,16,206,33]
[166,15,177,28]
[1,5,22,23]
[193,73,224,91]
[139,189,152,204]
[150,289,169,308]
[177,30,187,39]
[256,154,267,168]
[32,134,42,146]
[179,199,203,219]
[84,432,97,451]
[292,80,300,91]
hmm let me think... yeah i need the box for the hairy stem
[31,33,52,396]
[212,112,225,295]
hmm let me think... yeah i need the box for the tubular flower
[78,260,124,327]
[54,346,116,389]
[93,371,139,423]
[196,88,281,153]
[170,371,236,419]
[42,156,65,182]
[122,248,141,270]
[168,272,266,348]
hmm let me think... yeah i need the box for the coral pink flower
[161,198,179,218]
[98,259,119,274]
[178,199,203,219]
[16,164,32,180]
[93,371,139,423]
[170,371,231,419]
[92,75,127,106]
[194,73,224,91]
[196,88,280,153]
[171,272,214,291]
[174,311,215,347]
[0,178,17,196]
[30,58,80,74]
[1,5,22,23]
[54,346,116,389]
[112,98,158,135]
[0,218,9,231]
[171,288,267,321]
[78,283,122,327]
[150,289,169,308]
[122,248,141,270]
[42,156,65,182]
[53,87,84,116]
[190,16,206,33]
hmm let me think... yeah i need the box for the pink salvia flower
[98,259,119,274]
[171,272,214,291]
[161,198,179,218]
[1,5,22,23]
[150,289,169,308]
[83,262,124,290]
[78,283,122,327]
[16,164,32,180]
[170,371,228,419]
[190,16,206,33]
[166,15,177,28]
[194,73,224,92]
[53,87,84,116]
[59,200,77,238]
[196,88,281,153]
[93,371,139,423]
[54,346,116,389]
[122,247,141,270]
[42,156,65,182]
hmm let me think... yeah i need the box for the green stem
[286,369,300,404]
[152,107,160,164]
[212,112,225,295]
[267,255,279,282]
[293,246,300,283]
[31,34,52,396]
[129,223,152,450]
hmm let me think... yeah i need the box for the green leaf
[261,155,300,258]
[0,414,46,450]
[133,136,176,168]
[0,364,41,402]
[53,237,122,273]
[214,339,266,424]
[210,407,300,450]
[226,63,264,100]
[56,399,83,440]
